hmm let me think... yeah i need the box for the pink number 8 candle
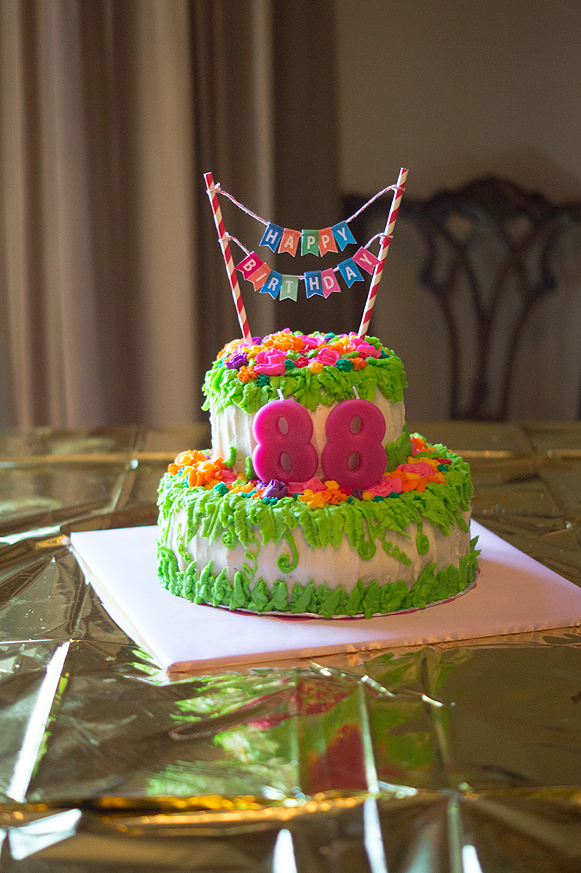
[252,400,318,484]
[321,399,386,490]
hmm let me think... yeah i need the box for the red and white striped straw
[204,172,252,342]
[358,168,408,337]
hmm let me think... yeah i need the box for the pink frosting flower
[349,335,381,358]
[300,334,321,351]
[398,462,435,477]
[287,476,326,495]
[221,467,238,483]
[314,347,340,366]
[368,474,403,496]
[254,347,287,375]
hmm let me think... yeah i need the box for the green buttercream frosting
[156,540,480,619]
[158,444,473,558]
[157,436,478,618]
[385,425,412,471]
[202,332,407,414]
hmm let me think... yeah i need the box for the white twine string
[214,182,398,233]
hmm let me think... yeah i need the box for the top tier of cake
[202,331,411,480]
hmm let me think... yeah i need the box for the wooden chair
[345,177,581,419]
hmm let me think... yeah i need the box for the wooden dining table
[1,420,581,872]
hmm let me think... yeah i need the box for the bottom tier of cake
[156,438,479,619]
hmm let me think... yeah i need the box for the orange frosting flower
[181,455,226,488]
[410,434,429,455]
[237,365,257,382]
[217,339,243,360]
[352,356,368,370]
[323,481,349,504]
[169,449,208,474]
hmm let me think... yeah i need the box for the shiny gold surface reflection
[1,422,581,871]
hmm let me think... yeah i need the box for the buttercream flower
[300,334,321,351]
[188,456,225,488]
[288,476,326,495]
[237,365,257,382]
[368,474,403,496]
[349,336,381,358]
[299,489,327,508]
[323,480,349,504]
[314,347,340,366]
[217,339,243,360]
[410,434,428,455]
[267,330,296,351]
[221,466,238,483]
[226,352,248,369]
[399,461,437,478]
[328,338,354,354]
[254,347,287,376]
[173,449,207,469]
[261,479,289,500]
[229,480,257,494]
[295,355,309,368]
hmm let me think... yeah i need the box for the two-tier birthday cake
[156,168,478,618]
[156,330,478,618]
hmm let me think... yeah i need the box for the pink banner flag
[321,268,341,297]
[237,251,265,280]
[352,246,382,274]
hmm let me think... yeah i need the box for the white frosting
[162,381,473,613]
[210,391,406,478]
[166,507,471,594]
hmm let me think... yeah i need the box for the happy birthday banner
[204,168,408,341]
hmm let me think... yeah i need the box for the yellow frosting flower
[299,489,326,508]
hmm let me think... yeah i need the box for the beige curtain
[0,0,341,427]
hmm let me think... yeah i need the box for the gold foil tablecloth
[1,422,581,871]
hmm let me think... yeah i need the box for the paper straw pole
[204,172,252,342]
[358,168,408,337]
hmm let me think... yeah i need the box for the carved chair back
[345,177,581,419]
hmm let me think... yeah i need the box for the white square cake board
[71,522,581,672]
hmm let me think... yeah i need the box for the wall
[334,0,581,419]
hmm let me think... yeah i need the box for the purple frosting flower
[226,352,248,369]
[261,479,289,500]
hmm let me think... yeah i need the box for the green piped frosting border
[158,444,472,556]
[157,439,477,618]
[202,334,407,414]
[157,539,480,619]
